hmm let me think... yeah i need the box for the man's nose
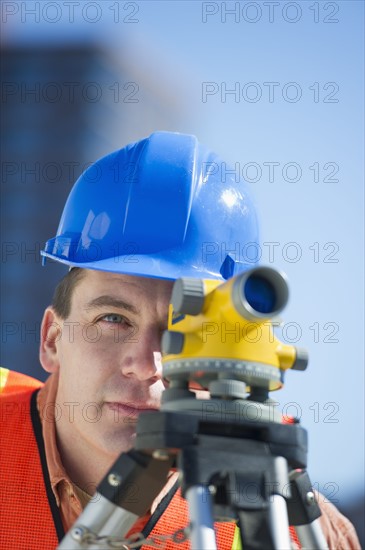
[119,332,163,382]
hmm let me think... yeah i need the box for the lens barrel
[233,267,289,320]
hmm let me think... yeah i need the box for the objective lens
[244,275,276,314]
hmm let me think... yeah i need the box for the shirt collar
[36,371,75,507]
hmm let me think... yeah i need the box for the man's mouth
[105,402,158,418]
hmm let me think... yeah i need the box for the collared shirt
[37,372,84,530]
[36,373,361,549]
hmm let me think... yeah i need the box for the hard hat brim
[40,250,225,281]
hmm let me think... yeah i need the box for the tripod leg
[58,494,138,549]
[269,495,292,550]
[186,485,217,550]
[296,520,329,550]
[58,450,173,549]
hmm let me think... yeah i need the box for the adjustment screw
[306,491,315,505]
[72,526,86,542]
[108,473,122,487]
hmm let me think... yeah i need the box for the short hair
[51,268,85,319]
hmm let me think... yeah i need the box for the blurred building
[1,41,186,380]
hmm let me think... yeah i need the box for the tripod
[58,389,328,550]
[58,268,329,549]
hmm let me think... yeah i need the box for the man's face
[41,269,174,459]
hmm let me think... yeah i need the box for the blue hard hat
[41,131,259,280]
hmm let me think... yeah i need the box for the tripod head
[161,266,308,403]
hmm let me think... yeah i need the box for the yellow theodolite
[162,266,308,403]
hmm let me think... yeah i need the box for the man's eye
[100,314,129,325]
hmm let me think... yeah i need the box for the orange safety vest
[0,368,61,549]
[0,369,300,550]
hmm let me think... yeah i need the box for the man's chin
[100,425,138,458]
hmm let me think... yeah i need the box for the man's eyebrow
[84,295,140,315]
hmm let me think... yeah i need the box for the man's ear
[40,307,63,374]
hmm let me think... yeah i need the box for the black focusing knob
[161,331,185,354]
[171,278,205,315]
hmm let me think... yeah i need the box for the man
[1,132,360,549]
